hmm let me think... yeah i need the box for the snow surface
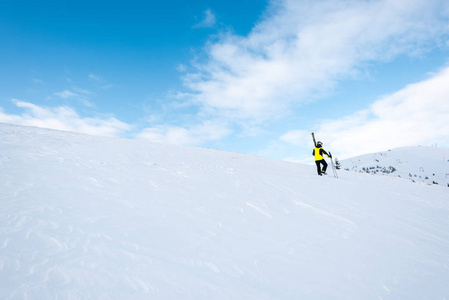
[1,122,449,300]
[341,146,449,187]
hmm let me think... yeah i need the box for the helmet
[316,141,323,147]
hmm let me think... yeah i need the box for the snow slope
[1,122,449,300]
[341,146,449,187]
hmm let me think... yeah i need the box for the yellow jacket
[313,146,329,161]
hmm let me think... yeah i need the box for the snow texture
[1,122,449,300]
[341,146,449,186]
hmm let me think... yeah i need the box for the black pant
[315,159,328,175]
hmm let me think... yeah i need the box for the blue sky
[1,0,449,162]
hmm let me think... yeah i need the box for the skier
[313,141,331,176]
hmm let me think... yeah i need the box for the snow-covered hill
[341,146,449,187]
[1,122,449,300]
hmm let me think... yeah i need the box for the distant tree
[388,166,397,173]
[334,158,341,170]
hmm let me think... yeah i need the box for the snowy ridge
[1,123,449,300]
[341,146,449,187]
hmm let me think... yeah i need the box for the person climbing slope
[313,141,331,176]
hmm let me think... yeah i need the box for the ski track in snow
[292,200,356,226]
[1,123,449,300]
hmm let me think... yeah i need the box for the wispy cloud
[88,73,114,90]
[0,100,131,137]
[194,9,217,28]
[55,90,79,99]
[182,0,449,123]
[32,78,44,84]
[54,88,94,107]
[88,73,101,81]
[0,98,230,143]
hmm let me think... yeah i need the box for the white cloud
[55,90,79,99]
[54,88,95,107]
[136,120,231,146]
[32,78,44,84]
[177,64,188,72]
[194,9,217,28]
[183,0,449,122]
[136,127,196,145]
[0,100,131,137]
[314,66,449,158]
[280,130,310,146]
[88,73,114,90]
[89,73,101,81]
